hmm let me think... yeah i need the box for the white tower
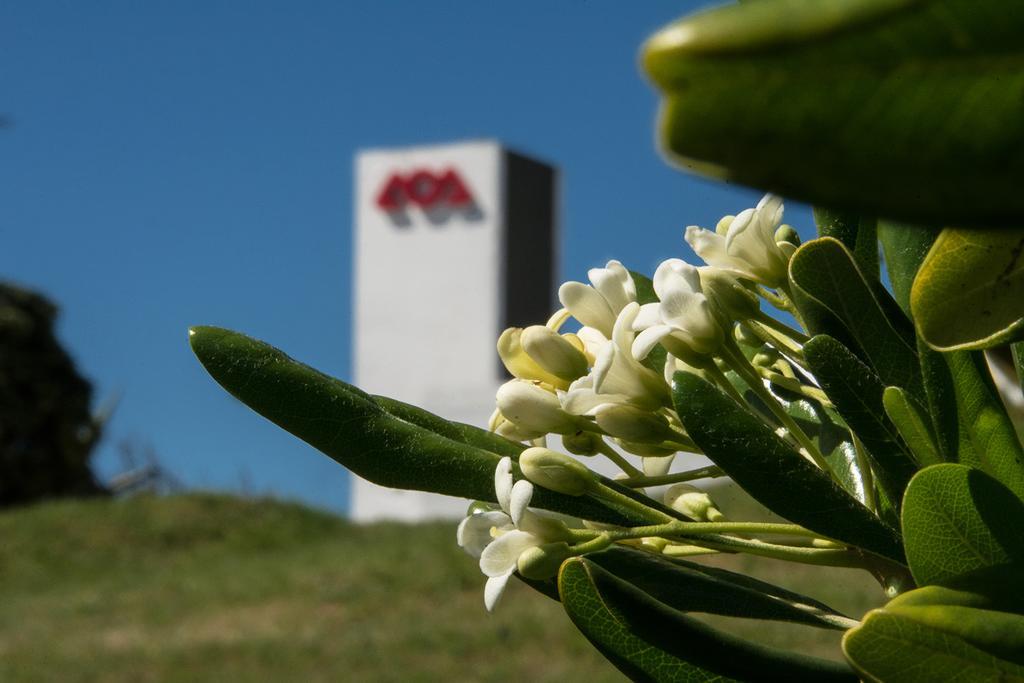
[351,140,557,521]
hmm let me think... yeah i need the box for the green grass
[0,494,886,681]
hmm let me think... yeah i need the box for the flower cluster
[461,194,823,609]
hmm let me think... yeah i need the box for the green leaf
[877,222,939,314]
[842,609,1024,683]
[756,380,871,506]
[912,229,1024,351]
[1013,343,1024,397]
[885,605,1024,666]
[887,563,1024,615]
[370,395,523,457]
[812,208,878,277]
[803,335,919,508]
[560,558,857,682]
[790,238,923,400]
[917,339,970,465]
[882,386,942,468]
[558,557,724,682]
[945,351,1024,499]
[673,370,904,563]
[588,545,854,630]
[901,464,1024,586]
[188,326,669,526]
[643,0,1024,226]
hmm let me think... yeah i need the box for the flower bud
[497,327,568,388]
[521,325,589,382]
[517,542,572,580]
[519,447,597,496]
[699,267,760,322]
[561,430,603,456]
[594,403,677,444]
[774,224,800,247]
[664,484,725,522]
[616,440,678,458]
[734,323,762,349]
[496,380,579,435]
[491,410,546,442]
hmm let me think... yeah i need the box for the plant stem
[596,441,644,478]
[618,465,725,488]
[602,520,822,541]
[752,309,809,345]
[590,481,676,524]
[719,341,832,472]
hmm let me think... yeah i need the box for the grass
[0,493,886,681]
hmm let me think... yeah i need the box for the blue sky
[1,2,813,512]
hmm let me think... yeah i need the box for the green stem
[676,533,865,568]
[590,481,676,524]
[618,466,725,489]
[758,368,833,406]
[745,320,808,365]
[596,441,644,478]
[720,341,832,472]
[703,362,748,405]
[752,309,809,345]
[602,521,822,541]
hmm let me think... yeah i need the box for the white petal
[612,303,640,355]
[685,226,729,265]
[558,281,615,336]
[576,326,609,362]
[632,324,672,360]
[591,344,615,394]
[457,511,513,558]
[509,480,534,527]
[589,260,635,313]
[479,530,541,577]
[495,457,513,513]
[757,193,784,229]
[643,454,675,477]
[484,572,512,612]
[632,302,663,331]
[659,287,709,331]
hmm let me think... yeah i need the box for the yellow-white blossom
[684,194,791,288]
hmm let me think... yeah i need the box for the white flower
[684,194,791,288]
[456,457,571,611]
[631,259,723,360]
[558,260,637,337]
[560,303,669,415]
[496,379,581,435]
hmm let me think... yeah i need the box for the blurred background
[1,3,848,681]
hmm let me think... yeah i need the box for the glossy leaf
[189,326,670,526]
[813,208,878,277]
[901,464,1024,586]
[886,605,1024,666]
[882,386,942,467]
[803,335,919,507]
[560,558,857,683]
[945,351,1024,499]
[643,0,1024,226]
[912,229,1024,351]
[371,395,523,457]
[790,238,923,400]
[558,557,726,682]
[588,545,854,630]
[673,370,904,563]
[761,381,870,506]
[843,609,1024,682]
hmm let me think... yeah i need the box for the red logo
[376,168,473,211]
